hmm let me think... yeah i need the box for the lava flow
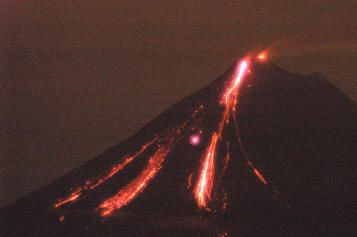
[194,59,251,209]
[54,138,158,208]
[99,145,171,216]
[53,54,269,216]
[194,132,219,208]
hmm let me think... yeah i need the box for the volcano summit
[1,57,356,236]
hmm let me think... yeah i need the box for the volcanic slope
[2,60,356,237]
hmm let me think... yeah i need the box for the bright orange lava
[53,56,271,216]
[99,146,170,216]
[54,192,80,208]
[194,133,218,208]
[194,59,250,210]
[246,161,267,185]
[253,168,267,184]
[89,139,156,190]
[223,60,250,106]
[256,51,268,62]
[54,138,157,208]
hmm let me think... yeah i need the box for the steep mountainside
[2,60,356,237]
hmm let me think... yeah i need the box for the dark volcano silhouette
[1,61,356,237]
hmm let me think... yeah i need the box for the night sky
[1,1,356,207]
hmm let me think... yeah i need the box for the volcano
[1,58,356,237]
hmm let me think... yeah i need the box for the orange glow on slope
[194,59,250,210]
[52,56,270,216]
[54,138,157,208]
[226,60,268,186]
[54,192,80,208]
[89,139,157,190]
[193,110,228,209]
[256,51,268,62]
[187,173,193,189]
[194,133,218,208]
[253,168,267,184]
[232,114,268,186]
[223,60,249,106]
[246,161,267,185]
[99,146,170,216]
[222,146,230,174]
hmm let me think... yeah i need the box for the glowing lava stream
[194,59,250,209]
[53,56,269,215]
[53,103,204,213]
[99,146,170,216]
[229,101,267,186]
[194,133,219,208]
[223,60,249,107]
[97,112,202,216]
[224,58,268,186]
[54,138,157,208]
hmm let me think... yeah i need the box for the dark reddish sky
[1,1,356,207]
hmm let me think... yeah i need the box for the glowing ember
[218,232,229,237]
[187,173,193,189]
[189,134,201,146]
[222,147,230,174]
[256,51,268,62]
[99,146,171,216]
